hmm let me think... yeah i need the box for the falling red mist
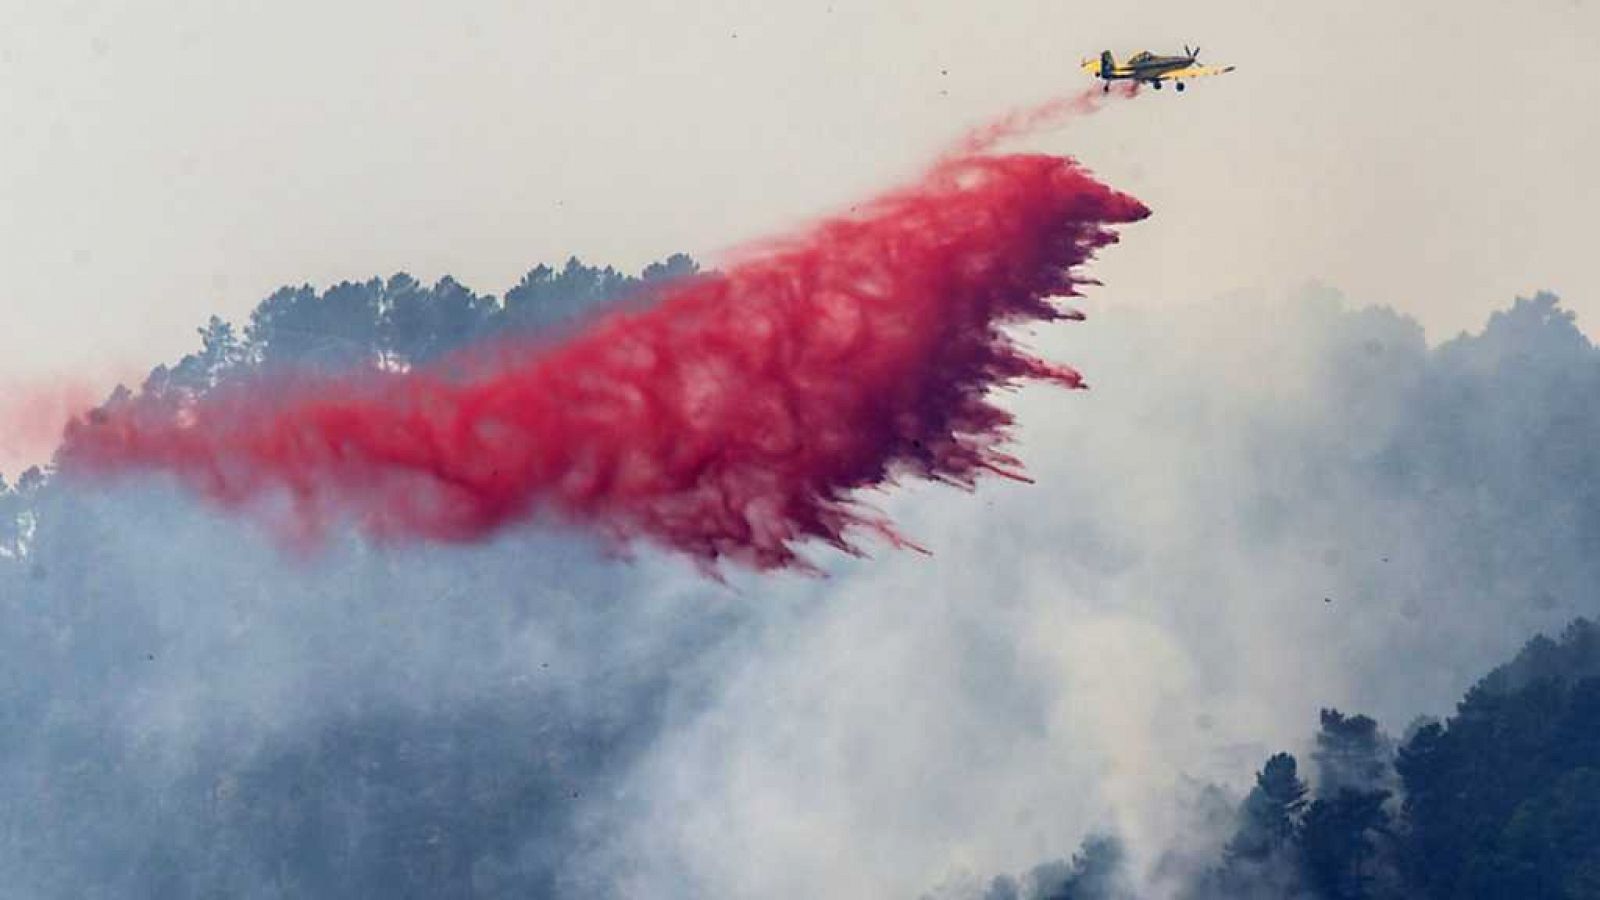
[1,380,110,478]
[60,89,1149,572]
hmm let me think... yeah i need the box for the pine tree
[1226,753,1308,862]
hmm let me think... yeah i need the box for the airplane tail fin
[1099,50,1114,79]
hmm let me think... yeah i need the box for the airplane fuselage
[1101,53,1192,81]
[1118,56,1192,76]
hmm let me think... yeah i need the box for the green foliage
[247,281,382,371]
[230,254,699,376]
[381,272,499,366]
[147,316,249,397]
[504,258,631,333]
[976,835,1134,900]
[1226,753,1308,863]
[1197,623,1600,900]
[1311,710,1391,795]
[1397,619,1600,899]
[1300,788,1394,900]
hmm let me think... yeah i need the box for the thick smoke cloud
[572,288,1600,898]
[1,478,745,897]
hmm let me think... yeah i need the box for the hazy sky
[2,0,1596,388]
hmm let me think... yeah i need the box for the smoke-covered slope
[2,281,1595,898]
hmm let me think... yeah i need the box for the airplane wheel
[1176,82,1186,92]
[1102,82,1109,93]
[1152,81,1162,90]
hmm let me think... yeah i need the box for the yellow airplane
[1080,46,1236,92]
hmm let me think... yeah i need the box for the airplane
[1080,46,1235,92]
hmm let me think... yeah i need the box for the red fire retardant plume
[63,110,1148,572]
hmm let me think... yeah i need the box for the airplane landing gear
[1152,80,1162,90]
[1176,81,1186,92]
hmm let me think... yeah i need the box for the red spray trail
[950,82,1140,157]
[61,95,1148,572]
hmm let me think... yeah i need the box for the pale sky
[2,0,1596,390]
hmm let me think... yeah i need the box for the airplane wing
[1161,64,1236,80]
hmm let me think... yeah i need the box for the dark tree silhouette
[977,834,1134,900]
[1226,753,1309,863]
[1397,619,1600,900]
